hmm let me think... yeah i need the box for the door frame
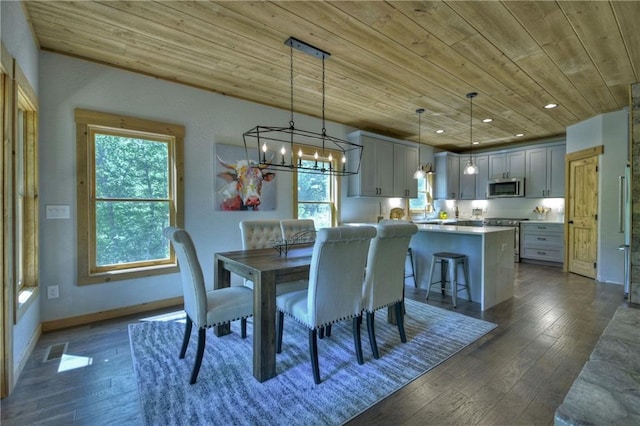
[563,145,603,274]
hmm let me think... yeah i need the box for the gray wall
[566,109,629,284]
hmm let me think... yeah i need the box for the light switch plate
[46,205,70,219]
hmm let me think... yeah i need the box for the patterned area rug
[129,299,496,425]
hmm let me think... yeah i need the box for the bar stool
[405,248,416,286]
[426,252,471,308]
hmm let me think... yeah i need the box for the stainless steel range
[483,218,529,262]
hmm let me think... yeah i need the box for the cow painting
[216,155,276,211]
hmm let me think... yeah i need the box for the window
[75,110,184,284]
[293,150,339,228]
[13,63,39,317]
[409,174,434,216]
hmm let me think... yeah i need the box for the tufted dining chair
[275,225,376,384]
[239,220,308,295]
[164,226,253,384]
[239,220,282,250]
[362,221,418,359]
[280,218,316,241]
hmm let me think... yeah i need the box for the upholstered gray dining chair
[164,226,253,384]
[275,225,376,384]
[239,220,308,295]
[362,221,418,359]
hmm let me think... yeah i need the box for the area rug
[129,299,496,425]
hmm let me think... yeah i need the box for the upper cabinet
[458,155,476,200]
[457,154,489,200]
[347,131,417,198]
[525,143,566,198]
[435,142,564,201]
[393,144,419,198]
[434,152,460,200]
[474,155,489,200]
[488,150,525,179]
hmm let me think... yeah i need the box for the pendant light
[463,92,479,175]
[413,108,426,179]
[243,37,363,176]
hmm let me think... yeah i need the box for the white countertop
[525,220,564,225]
[343,222,512,235]
[415,224,514,235]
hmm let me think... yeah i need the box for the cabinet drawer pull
[537,237,547,240]
[537,251,547,255]
[537,226,546,229]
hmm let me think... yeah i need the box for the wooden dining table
[214,245,313,382]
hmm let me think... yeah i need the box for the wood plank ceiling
[21,1,639,151]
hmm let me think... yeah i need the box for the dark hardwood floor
[1,263,626,425]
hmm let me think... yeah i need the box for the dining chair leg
[276,311,284,354]
[190,328,206,385]
[395,301,407,343]
[353,316,364,365]
[325,325,332,337]
[319,327,325,339]
[241,318,247,339]
[366,311,379,359]
[309,329,321,384]
[180,315,193,359]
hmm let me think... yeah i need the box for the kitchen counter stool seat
[426,252,470,308]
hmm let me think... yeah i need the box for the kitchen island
[410,224,515,311]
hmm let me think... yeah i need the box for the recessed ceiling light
[544,103,558,109]
[472,141,480,145]
[515,133,525,137]
[482,118,493,123]
[435,129,445,134]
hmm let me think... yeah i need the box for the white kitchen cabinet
[488,150,525,179]
[525,144,565,198]
[393,144,418,198]
[475,155,489,199]
[458,154,488,200]
[547,145,565,197]
[347,131,417,197]
[434,152,460,200]
[520,222,564,265]
[458,155,476,200]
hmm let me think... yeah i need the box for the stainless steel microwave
[488,177,525,198]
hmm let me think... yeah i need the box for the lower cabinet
[520,222,564,265]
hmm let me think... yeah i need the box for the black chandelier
[243,37,363,176]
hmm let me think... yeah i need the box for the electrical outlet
[47,285,59,299]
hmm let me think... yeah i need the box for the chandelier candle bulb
[262,143,268,163]
[298,149,303,166]
[280,145,286,165]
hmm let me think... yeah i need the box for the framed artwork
[214,143,277,211]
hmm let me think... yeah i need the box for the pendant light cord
[289,43,294,129]
[469,94,473,161]
[466,92,478,162]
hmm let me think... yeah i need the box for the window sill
[79,263,179,286]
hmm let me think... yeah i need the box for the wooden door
[567,155,598,278]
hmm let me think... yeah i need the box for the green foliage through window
[93,133,171,267]
[409,174,434,214]
[296,158,335,228]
